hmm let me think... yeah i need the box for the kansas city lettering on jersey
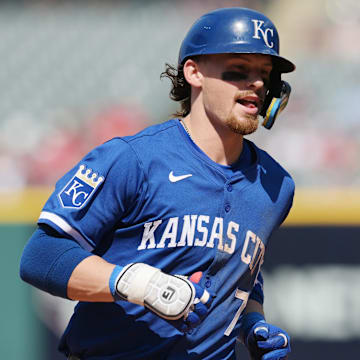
[241,230,265,274]
[138,215,265,261]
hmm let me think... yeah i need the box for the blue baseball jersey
[38,118,294,359]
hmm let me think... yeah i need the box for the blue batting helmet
[178,7,295,129]
[179,7,295,73]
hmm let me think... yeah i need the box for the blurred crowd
[0,0,359,190]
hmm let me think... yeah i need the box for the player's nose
[246,72,265,91]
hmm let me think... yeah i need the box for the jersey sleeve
[249,271,264,305]
[277,189,294,228]
[38,138,146,251]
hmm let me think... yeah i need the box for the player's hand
[112,264,212,332]
[175,271,212,333]
[245,320,291,360]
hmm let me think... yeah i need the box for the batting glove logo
[161,286,176,303]
[58,164,104,209]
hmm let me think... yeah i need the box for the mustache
[235,90,264,105]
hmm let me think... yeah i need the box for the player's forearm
[239,299,266,345]
[20,226,92,299]
[70,259,212,333]
[67,255,116,302]
[244,298,265,316]
[20,226,116,302]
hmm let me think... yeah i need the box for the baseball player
[20,7,295,360]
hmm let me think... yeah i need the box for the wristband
[239,312,265,343]
[109,265,124,301]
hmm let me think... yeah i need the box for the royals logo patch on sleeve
[58,164,104,209]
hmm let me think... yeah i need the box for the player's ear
[183,58,203,88]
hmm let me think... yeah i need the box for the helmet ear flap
[261,72,291,130]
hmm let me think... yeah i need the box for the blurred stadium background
[1,0,359,359]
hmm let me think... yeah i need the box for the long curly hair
[160,63,191,118]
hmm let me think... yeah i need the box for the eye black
[221,71,247,81]
[263,77,270,88]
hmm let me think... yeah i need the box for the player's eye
[221,71,247,82]
[261,70,271,87]
[262,77,270,88]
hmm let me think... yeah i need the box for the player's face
[199,54,272,135]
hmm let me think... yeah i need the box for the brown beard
[226,112,259,135]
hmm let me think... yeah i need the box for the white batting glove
[110,263,211,325]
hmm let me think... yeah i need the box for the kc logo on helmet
[58,164,104,209]
[251,19,274,48]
